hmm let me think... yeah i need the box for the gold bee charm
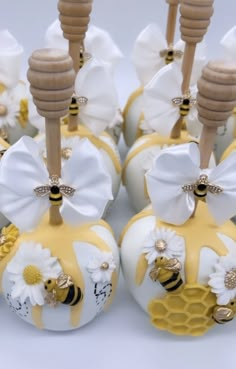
[149,256,183,292]
[79,47,91,69]
[34,175,75,206]
[44,273,83,307]
[172,93,196,118]
[159,47,183,65]
[182,174,223,199]
[69,95,88,117]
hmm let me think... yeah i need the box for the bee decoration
[182,174,223,199]
[0,149,6,159]
[160,47,183,65]
[44,273,83,307]
[149,256,183,292]
[172,93,197,118]
[69,95,88,117]
[212,300,236,324]
[34,175,75,207]
[79,46,91,69]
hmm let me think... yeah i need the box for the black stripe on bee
[63,285,82,306]
[160,273,183,292]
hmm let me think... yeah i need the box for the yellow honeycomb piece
[148,284,217,336]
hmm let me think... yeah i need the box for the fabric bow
[146,143,236,225]
[221,25,236,60]
[0,29,23,89]
[45,20,123,71]
[0,136,113,232]
[74,58,119,135]
[143,63,200,137]
[132,23,207,86]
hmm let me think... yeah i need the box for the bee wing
[172,97,183,106]
[208,184,223,195]
[59,185,76,197]
[189,98,197,106]
[77,96,88,106]
[213,307,234,321]
[149,267,160,282]
[34,185,51,197]
[57,274,74,289]
[164,258,182,272]
[174,50,184,58]
[159,49,167,57]
[182,183,195,192]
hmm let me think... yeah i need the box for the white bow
[221,25,236,60]
[45,20,123,71]
[0,29,23,89]
[74,58,119,135]
[132,23,207,86]
[143,63,200,137]
[0,136,112,232]
[146,143,236,225]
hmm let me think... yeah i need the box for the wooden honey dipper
[171,0,214,138]
[58,0,93,74]
[27,49,75,225]
[166,0,180,47]
[197,61,236,169]
[58,0,93,132]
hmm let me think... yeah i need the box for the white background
[1,1,236,369]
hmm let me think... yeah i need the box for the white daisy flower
[0,91,19,128]
[87,251,116,283]
[142,227,185,265]
[209,235,236,305]
[7,242,62,306]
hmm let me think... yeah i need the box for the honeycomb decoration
[120,59,236,336]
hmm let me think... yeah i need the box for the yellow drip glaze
[123,86,144,133]
[221,139,236,161]
[0,83,6,94]
[1,216,114,329]
[61,125,121,174]
[119,209,153,247]
[122,131,194,184]
[136,112,144,141]
[136,254,148,286]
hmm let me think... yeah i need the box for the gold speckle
[61,147,72,160]
[0,104,7,117]
[100,262,109,270]
[225,269,236,290]
[155,239,167,252]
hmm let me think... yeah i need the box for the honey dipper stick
[171,0,214,138]
[28,49,75,225]
[197,61,236,169]
[165,0,180,47]
[58,0,93,132]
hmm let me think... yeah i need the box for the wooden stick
[27,49,75,225]
[170,0,214,138]
[197,61,236,169]
[165,0,179,46]
[58,0,93,132]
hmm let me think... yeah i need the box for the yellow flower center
[0,234,7,246]
[0,104,8,117]
[18,99,29,128]
[23,265,43,285]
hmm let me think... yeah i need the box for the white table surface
[1,1,236,368]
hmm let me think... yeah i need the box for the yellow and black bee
[44,273,83,306]
[79,47,91,69]
[182,174,223,199]
[149,256,183,292]
[212,300,236,324]
[160,48,183,65]
[34,175,75,206]
[172,94,197,118]
[69,96,88,117]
